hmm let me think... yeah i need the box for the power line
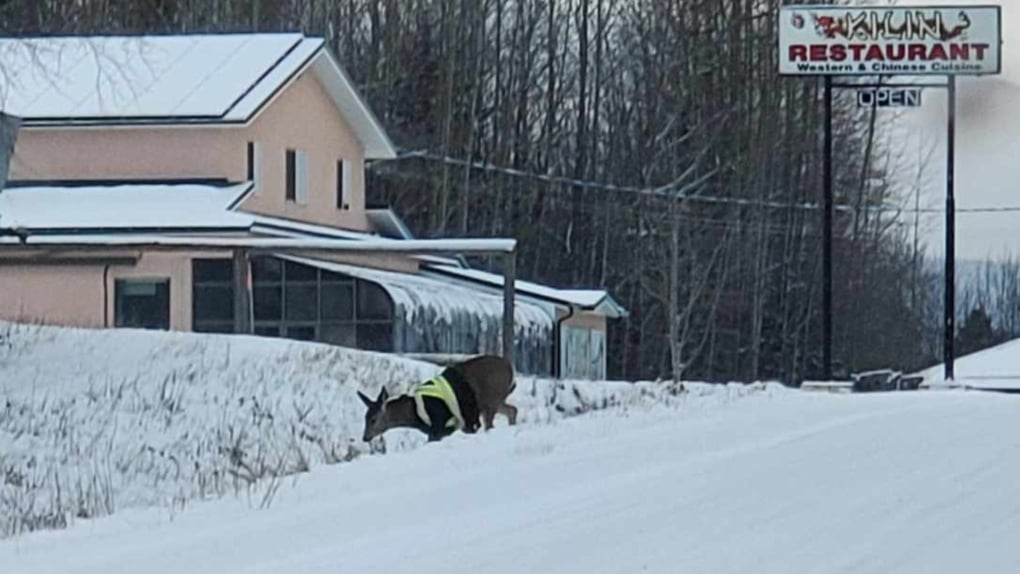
[374,149,856,213]
[887,206,1020,214]
[371,149,1020,216]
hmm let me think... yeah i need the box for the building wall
[236,71,369,231]
[0,251,226,331]
[0,264,107,327]
[9,71,369,231]
[558,311,608,380]
[10,126,237,183]
[561,310,607,332]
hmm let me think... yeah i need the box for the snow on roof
[366,207,415,240]
[0,182,253,230]
[0,34,395,158]
[423,265,629,318]
[279,255,555,334]
[0,182,517,255]
[0,181,616,313]
[0,234,518,254]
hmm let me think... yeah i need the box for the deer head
[358,387,391,442]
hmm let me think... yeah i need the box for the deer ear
[377,387,389,403]
[357,391,373,408]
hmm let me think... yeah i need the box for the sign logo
[779,6,1001,76]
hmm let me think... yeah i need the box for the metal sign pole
[944,75,957,381]
[823,75,834,380]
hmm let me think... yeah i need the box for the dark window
[194,322,235,334]
[247,142,255,181]
[285,149,296,202]
[193,285,233,322]
[116,279,170,330]
[248,257,394,353]
[357,322,393,352]
[252,257,282,283]
[285,260,317,282]
[255,325,281,337]
[357,280,392,320]
[285,285,318,321]
[285,325,316,341]
[320,323,356,347]
[192,259,234,333]
[193,259,233,283]
[253,285,282,321]
[321,282,354,320]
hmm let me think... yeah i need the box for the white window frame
[294,149,308,204]
[338,159,352,210]
[247,141,262,194]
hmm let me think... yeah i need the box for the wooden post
[233,248,251,334]
[502,248,516,366]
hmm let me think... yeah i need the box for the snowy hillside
[0,321,693,537]
[916,335,1020,390]
[3,379,1019,573]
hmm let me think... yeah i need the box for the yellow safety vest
[413,375,465,430]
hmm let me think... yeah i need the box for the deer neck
[384,395,427,432]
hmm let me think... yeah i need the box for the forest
[4,0,1015,382]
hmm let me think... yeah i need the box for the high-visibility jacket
[413,375,465,431]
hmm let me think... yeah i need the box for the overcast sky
[883,0,1019,261]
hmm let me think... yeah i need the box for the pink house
[0,33,625,378]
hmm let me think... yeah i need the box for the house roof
[0,181,626,318]
[423,265,630,319]
[279,255,556,334]
[0,33,396,158]
[0,182,513,255]
[0,181,254,231]
[366,207,416,240]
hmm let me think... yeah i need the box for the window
[356,322,393,352]
[192,259,234,333]
[255,325,281,337]
[337,159,351,210]
[285,325,316,341]
[320,324,356,347]
[285,149,296,202]
[249,256,394,352]
[321,281,354,320]
[285,284,318,321]
[253,285,282,321]
[252,257,282,283]
[115,278,170,330]
[357,281,391,320]
[285,149,308,204]
[246,141,261,192]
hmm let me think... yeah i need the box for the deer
[358,355,518,443]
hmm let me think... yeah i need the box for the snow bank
[0,321,778,538]
[3,379,1017,574]
[915,336,1020,390]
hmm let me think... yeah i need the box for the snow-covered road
[3,388,1019,574]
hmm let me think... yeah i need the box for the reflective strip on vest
[413,375,465,430]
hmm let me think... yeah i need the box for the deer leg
[499,403,518,426]
[482,409,495,430]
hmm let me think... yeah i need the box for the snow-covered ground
[3,381,1019,573]
[916,336,1020,390]
[5,321,1020,573]
[0,321,687,537]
